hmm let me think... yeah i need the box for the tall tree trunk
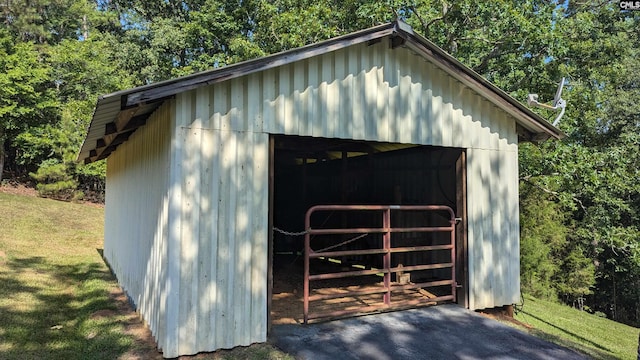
[0,136,5,183]
[82,15,88,40]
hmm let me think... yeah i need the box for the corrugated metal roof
[78,20,563,163]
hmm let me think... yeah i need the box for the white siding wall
[105,102,173,350]
[107,37,522,358]
[165,90,269,356]
[106,98,269,357]
[174,40,520,313]
[466,148,520,309]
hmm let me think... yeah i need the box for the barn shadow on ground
[0,255,160,360]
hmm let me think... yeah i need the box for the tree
[0,0,93,44]
[0,29,58,182]
[517,2,640,324]
[17,32,135,199]
[519,182,568,300]
[0,0,131,195]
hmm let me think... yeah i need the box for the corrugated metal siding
[165,91,269,356]
[186,40,517,149]
[104,101,173,349]
[174,39,520,311]
[107,96,269,357]
[466,147,520,309]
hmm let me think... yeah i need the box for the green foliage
[0,28,58,181]
[255,1,343,52]
[517,3,640,325]
[556,247,595,300]
[0,0,135,195]
[0,0,93,44]
[49,37,134,102]
[30,159,80,201]
[519,185,566,299]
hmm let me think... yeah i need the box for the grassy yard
[515,294,640,360]
[0,190,291,359]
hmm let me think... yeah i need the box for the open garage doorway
[268,135,468,325]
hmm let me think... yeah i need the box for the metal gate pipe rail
[303,204,457,324]
[308,244,453,259]
[307,226,454,235]
[309,279,456,302]
[304,296,455,321]
[307,262,453,281]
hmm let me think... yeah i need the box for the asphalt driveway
[270,304,588,360]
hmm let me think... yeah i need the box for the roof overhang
[78,20,563,164]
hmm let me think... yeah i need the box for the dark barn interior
[269,135,466,324]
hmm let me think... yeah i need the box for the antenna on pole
[527,78,567,126]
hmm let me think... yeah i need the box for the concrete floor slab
[270,305,588,360]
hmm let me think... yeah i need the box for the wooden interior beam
[105,122,118,135]
[122,114,148,131]
[88,103,157,163]
[390,35,406,49]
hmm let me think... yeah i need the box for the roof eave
[123,23,397,107]
[78,20,564,164]
[77,22,399,163]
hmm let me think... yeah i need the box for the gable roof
[78,20,563,164]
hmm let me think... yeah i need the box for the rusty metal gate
[303,205,457,324]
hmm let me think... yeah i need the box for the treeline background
[1,0,638,326]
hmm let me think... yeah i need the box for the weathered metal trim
[124,25,396,107]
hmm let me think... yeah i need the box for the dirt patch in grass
[105,288,163,360]
[0,180,38,197]
[478,310,534,330]
[0,179,104,207]
[90,309,118,320]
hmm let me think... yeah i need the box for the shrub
[30,159,80,201]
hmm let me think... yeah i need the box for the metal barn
[78,21,562,358]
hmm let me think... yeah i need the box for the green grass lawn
[0,192,147,359]
[0,191,291,359]
[515,294,640,360]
